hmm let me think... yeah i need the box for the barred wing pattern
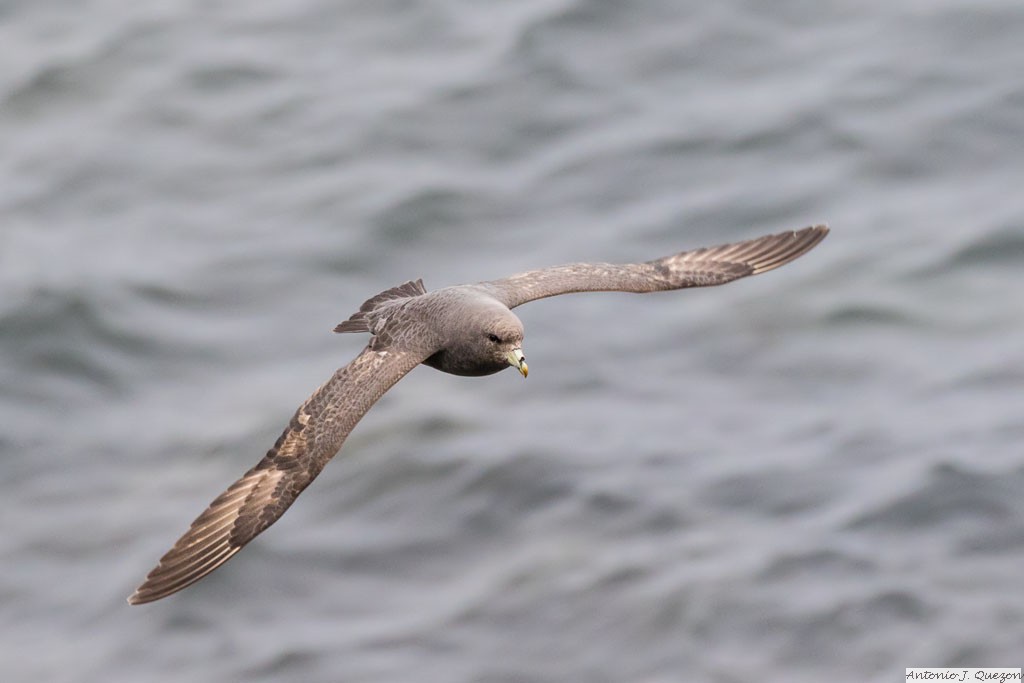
[129,346,428,604]
[483,225,828,309]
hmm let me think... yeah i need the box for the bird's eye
[487,333,501,343]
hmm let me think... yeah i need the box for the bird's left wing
[129,344,430,604]
[481,225,828,310]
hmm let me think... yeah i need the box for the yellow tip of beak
[507,349,528,378]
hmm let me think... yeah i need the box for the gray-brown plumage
[129,225,828,604]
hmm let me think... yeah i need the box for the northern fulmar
[129,225,829,604]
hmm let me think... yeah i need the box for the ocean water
[1,1,1022,681]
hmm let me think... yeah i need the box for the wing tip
[128,578,163,605]
[789,224,830,244]
[748,223,830,274]
[806,223,830,240]
[127,544,243,605]
[127,570,187,606]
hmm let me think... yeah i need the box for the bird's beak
[506,348,528,378]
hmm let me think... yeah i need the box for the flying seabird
[129,225,829,604]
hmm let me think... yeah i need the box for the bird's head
[421,294,528,378]
[481,315,527,378]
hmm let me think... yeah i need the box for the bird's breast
[422,350,506,377]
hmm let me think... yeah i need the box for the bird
[128,225,829,604]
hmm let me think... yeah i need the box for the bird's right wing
[128,344,430,605]
[482,225,828,309]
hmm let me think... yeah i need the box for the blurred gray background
[1,1,1022,681]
